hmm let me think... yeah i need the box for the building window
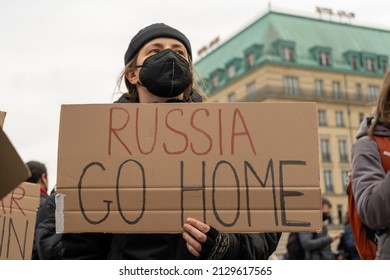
[227,92,236,102]
[338,139,349,163]
[315,79,324,97]
[352,55,359,70]
[319,51,330,66]
[341,170,349,188]
[244,44,262,69]
[283,76,299,96]
[324,170,334,193]
[332,81,341,99]
[227,65,235,79]
[368,85,379,102]
[321,138,331,162]
[381,58,388,73]
[246,82,256,100]
[211,75,218,88]
[246,52,255,68]
[336,111,345,127]
[383,63,388,73]
[355,83,363,101]
[318,110,328,126]
[365,57,376,72]
[282,46,294,62]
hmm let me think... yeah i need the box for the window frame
[338,139,349,163]
[321,138,331,162]
[324,170,334,193]
[318,109,328,126]
[315,79,324,97]
[335,111,345,127]
[283,76,299,96]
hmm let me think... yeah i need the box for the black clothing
[62,232,280,260]
[31,192,48,260]
[34,192,62,259]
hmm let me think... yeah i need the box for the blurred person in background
[299,198,342,260]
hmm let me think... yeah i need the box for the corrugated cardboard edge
[0,111,6,128]
[55,194,64,233]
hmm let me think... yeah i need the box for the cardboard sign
[0,127,31,200]
[0,182,40,260]
[56,102,321,233]
[0,111,6,128]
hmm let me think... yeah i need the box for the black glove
[199,226,231,260]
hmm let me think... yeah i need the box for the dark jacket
[34,191,62,259]
[31,191,49,259]
[298,225,335,260]
[337,223,360,260]
[61,92,281,260]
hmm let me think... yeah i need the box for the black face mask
[137,49,192,98]
[322,213,331,221]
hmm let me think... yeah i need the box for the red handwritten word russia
[108,107,257,156]
[0,186,26,216]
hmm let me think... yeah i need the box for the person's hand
[330,232,343,242]
[182,217,214,257]
[182,217,231,259]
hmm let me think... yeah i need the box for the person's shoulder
[114,94,134,103]
[353,135,377,152]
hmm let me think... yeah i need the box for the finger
[182,231,202,252]
[185,239,200,257]
[183,222,207,243]
[185,217,210,234]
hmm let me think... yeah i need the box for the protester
[34,190,63,259]
[351,70,390,260]
[298,198,342,260]
[336,213,360,260]
[26,160,49,204]
[26,160,49,259]
[60,23,281,259]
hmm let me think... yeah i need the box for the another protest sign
[0,119,31,200]
[0,182,40,259]
[0,111,6,127]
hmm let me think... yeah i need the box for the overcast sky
[1,0,389,192]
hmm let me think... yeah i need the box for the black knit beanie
[124,23,192,65]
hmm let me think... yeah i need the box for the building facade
[195,10,390,226]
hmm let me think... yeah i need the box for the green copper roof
[195,11,390,82]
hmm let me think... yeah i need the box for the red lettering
[105,105,258,157]
[108,107,132,156]
[136,107,158,155]
[190,109,213,155]
[219,109,223,156]
[231,109,257,155]
[163,109,189,155]
[10,187,25,216]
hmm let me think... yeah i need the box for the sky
[1,0,389,193]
